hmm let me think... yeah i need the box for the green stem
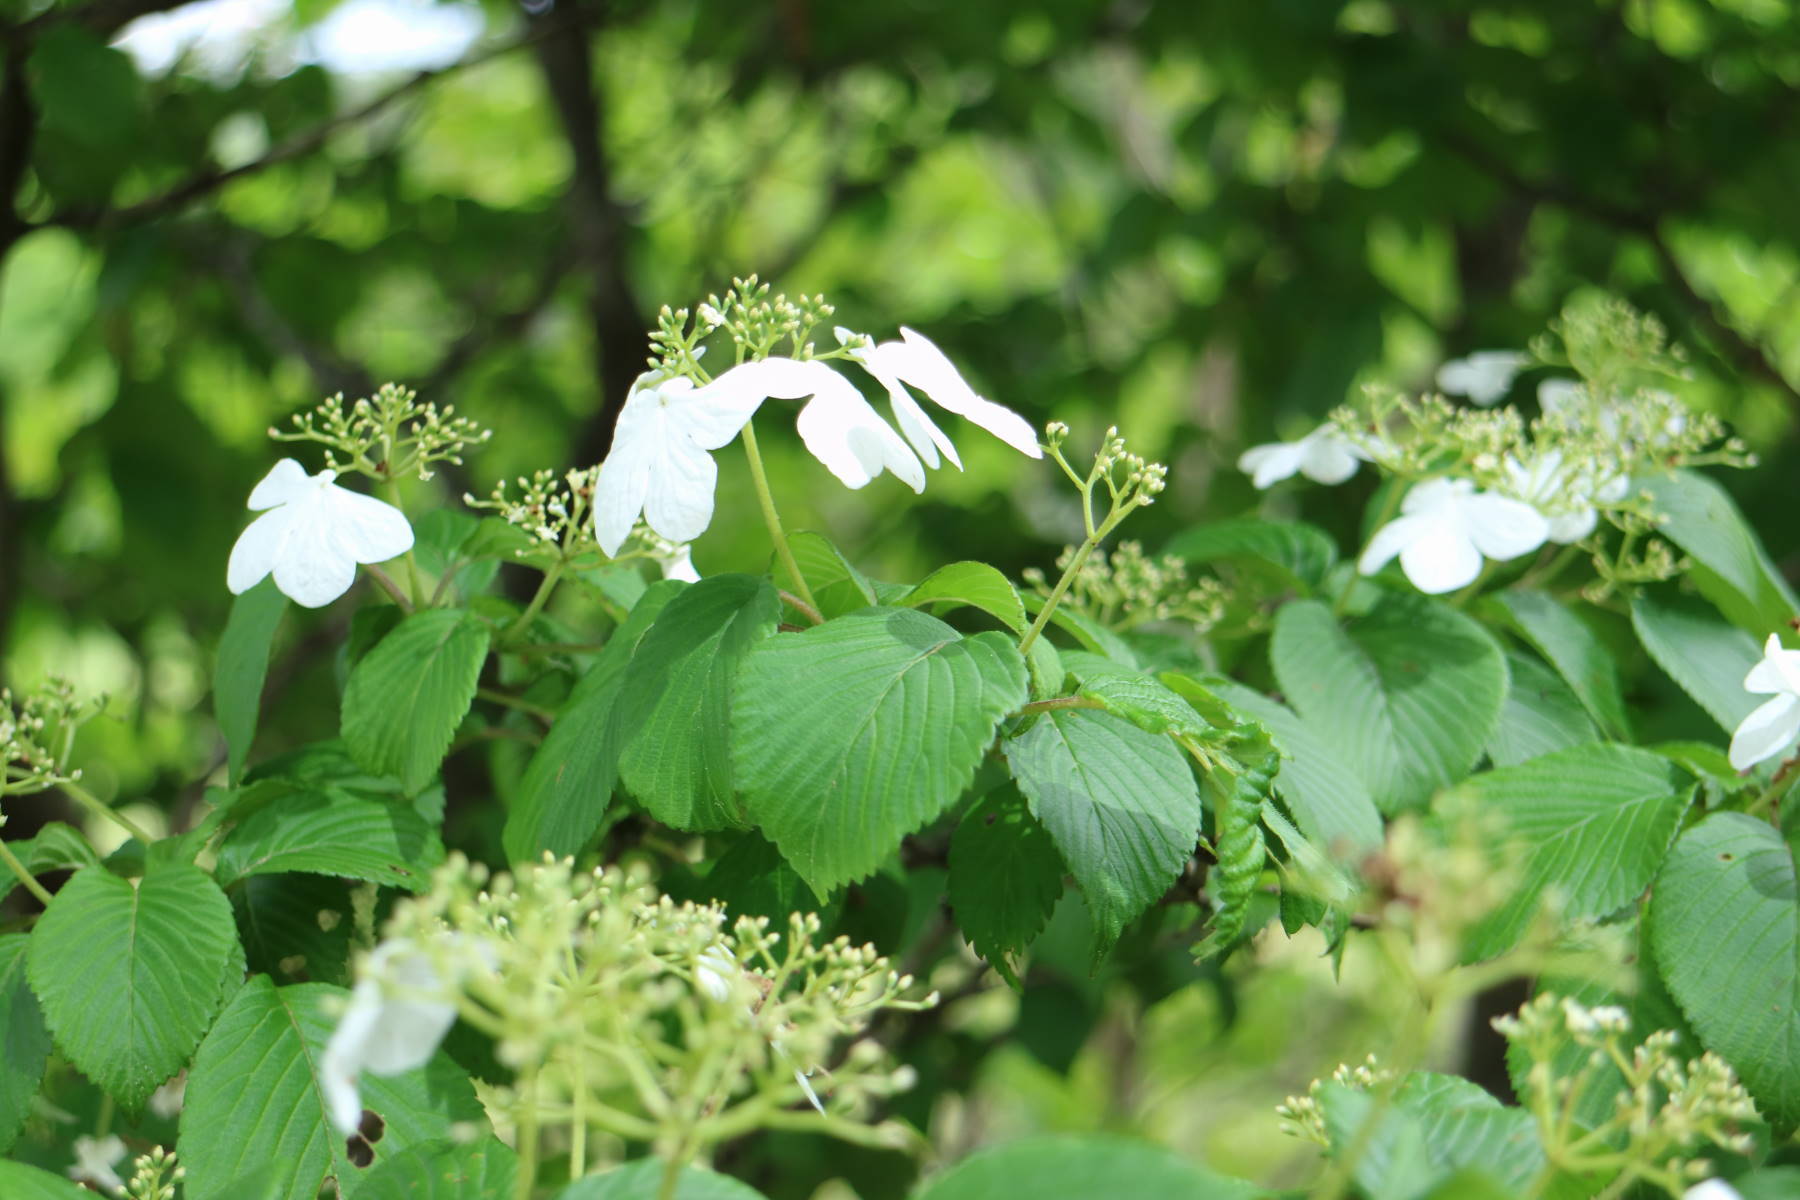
[1515,542,1581,591]
[1018,539,1098,658]
[381,480,426,608]
[503,562,565,646]
[58,781,155,847]
[1017,696,1105,716]
[740,421,817,614]
[0,839,52,907]
[478,688,557,723]
[363,564,414,613]
[1745,755,1797,820]
[514,1068,540,1200]
[778,589,823,626]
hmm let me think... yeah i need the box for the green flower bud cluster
[269,382,492,482]
[1022,540,1225,633]
[1,678,90,795]
[125,1147,183,1200]
[465,466,602,554]
[1496,992,1761,1195]
[380,854,933,1173]
[651,276,841,376]
[1274,1055,1393,1146]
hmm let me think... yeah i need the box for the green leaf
[214,577,288,784]
[1206,680,1383,854]
[553,1159,768,1199]
[948,784,1067,985]
[27,862,239,1109]
[1192,758,1273,962]
[778,530,878,619]
[900,561,1028,633]
[1630,589,1763,733]
[913,1135,1266,1200]
[1271,595,1507,813]
[355,1138,517,1199]
[1021,593,1142,665]
[1166,516,1338,592]
[0,1161,93,1200]
[734,608,1029,894]
[413,511,503,602]
[343,609,491,794]
[503,582,682,861]
[1641,469,1798,634]
[0,821,99,903]
[233,872,354,986]
[1318,1073,1550,1200]
[1491,590,1628,738]
[1650,812,1800,1129]
[1063,652,1209,739]
[698,833,842,929]
[178,977,485,1200]
[617,575,781,830]
[215,788,444,891]
[1005,708,1201,952]
[1455,744,1691,958]
[1484,650,1600,768]
[0,934,51,1153]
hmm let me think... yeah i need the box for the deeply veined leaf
[342,609,491,794]
[26,863,240,1109]
[948,784,1067,985]
[1192,758,1273,962]
[616,575,781,830]
[215,788,444,891]
[1650,812,1800,1129]
[1271,595,1506,813]
[1005,707,1201,953]
[503,582,681,861]
[1630,589,1763,733]
[0,934,51,1153]
[355,1138,518,1199]
[1206,679,1383,854]
[697,833,843,929]
[734,608,1028,894]
[232,872,354,986]
[0,821,98,904]
[214,577,287,784]
[1641,469,1798,635]
[553,1159,769,1199]
[1317,1073,1552,1200]
[912,1135,1266,1200]
[1063,651,1209,739]
[1492,589,1629,738]
[1484,650,1600,768]
[1165,516,1338,592]
[900,561,1028,633]
[178,977,484,1200]
[1455,743,1690,958]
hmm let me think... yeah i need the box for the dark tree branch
[527,0,647,467]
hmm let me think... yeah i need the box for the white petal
[594,438,653,557]
[671,372,765,451]
[246,458,315,510]
[321,983,382,1133]
[1546,505,1596,544]
[1595,473,1631,503]
[1683,1180,1744,1200]
[1745,635,1800,697]
[795,383,925,493]
[1398,520,1483,593]
[884,385,959,471]
[640,429,719,546]
[1359,512,1431,576]
[1238,442,1306,489]
[1400,476,1471,516]
[890,328,1041,458]
[658,544,701,582]
[1436,351,1527,406]
[795,1067,826,1115]
[227,505,294,594]
[1538,378,1583,415]
[269,502,359,608]
[1462,493,1550,561]
[1298,434,1360,485]
[1729,693,1800,771]
[323,485,414,565]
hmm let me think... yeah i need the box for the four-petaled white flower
[1436,350,1528,407]
[1358,477,1549,594]
[1237,424,1365,489]
[322,938,485,1134]
[1728,634,1800,772]
[1501,449,1628,544]
[1683,1181,1744,1200]
[594,368,767,557]
[835,326,1042,469]
[228,459,414,608]
[68,1133,128,1193]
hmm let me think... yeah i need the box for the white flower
[593,369,767,557]
[322,937,489,1133]
[1539,377,1583,415]
[1501,449,1628,544]
[1684,1182,1744,1200]
[227,458,414,608]
[1436,350,1528,406]
[1728,634,1800,772]
[655,542,701,583]
[149,1072,186,1119]
[68,1133,127,1193]
[1358,477,1549,594]
[1237,424,1365,489]
[834,326,1042,469]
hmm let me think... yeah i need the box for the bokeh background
[2,0,1798,1190]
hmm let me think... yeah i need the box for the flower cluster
[1496,993,1760,1196]
[1,678,90,795]
[1274,1055,1393,1145]
[226,458,414,608]
[597,282,1040,556]
[322,855,933,1171]
[1021,540,1224,632]
[269,383,492,483]
[123,1146,184,1200]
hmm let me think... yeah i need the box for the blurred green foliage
[2,0,1799,1190]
